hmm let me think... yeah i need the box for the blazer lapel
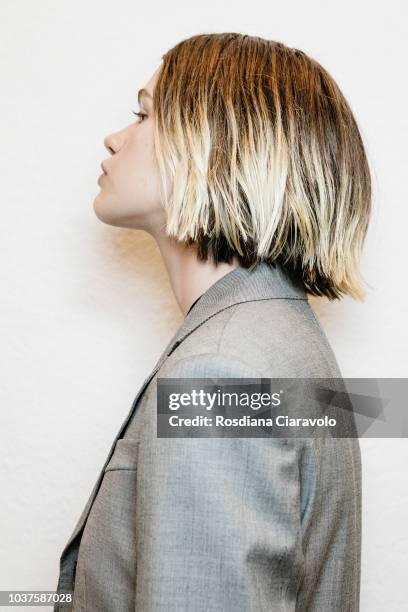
[59,344,174,556]
[60,261,307,557]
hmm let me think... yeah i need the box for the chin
[92,196,144,230]
[93,194,122,227]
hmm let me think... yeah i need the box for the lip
[97,173,105,184]
[101,162,108,175]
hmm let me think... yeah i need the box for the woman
[56,33,370,611]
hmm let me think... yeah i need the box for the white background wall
[1,1,407,610]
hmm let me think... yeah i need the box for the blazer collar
[158,260,308,366]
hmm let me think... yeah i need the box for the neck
[150,228,242,317]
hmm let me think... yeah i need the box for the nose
[104,131,121,155]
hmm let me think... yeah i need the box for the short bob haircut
[153,33,372,301]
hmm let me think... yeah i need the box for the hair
[153,33,372,301]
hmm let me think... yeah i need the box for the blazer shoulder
[167,297,342,378]
[159,347,263,379]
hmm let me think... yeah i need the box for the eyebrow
[137,88,153,105]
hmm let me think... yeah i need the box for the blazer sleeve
[133,352,305,612]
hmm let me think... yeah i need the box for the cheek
[119,138,162,203]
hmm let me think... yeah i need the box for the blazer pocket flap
[104,438,139,472]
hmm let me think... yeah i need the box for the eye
[131,110,147,123]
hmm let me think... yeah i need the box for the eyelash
[131,110,147,123]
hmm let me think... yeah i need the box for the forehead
[139,63,162,101]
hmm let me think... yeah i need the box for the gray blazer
[56,261,361,611]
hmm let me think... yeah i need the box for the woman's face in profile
[93,64,168,232]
